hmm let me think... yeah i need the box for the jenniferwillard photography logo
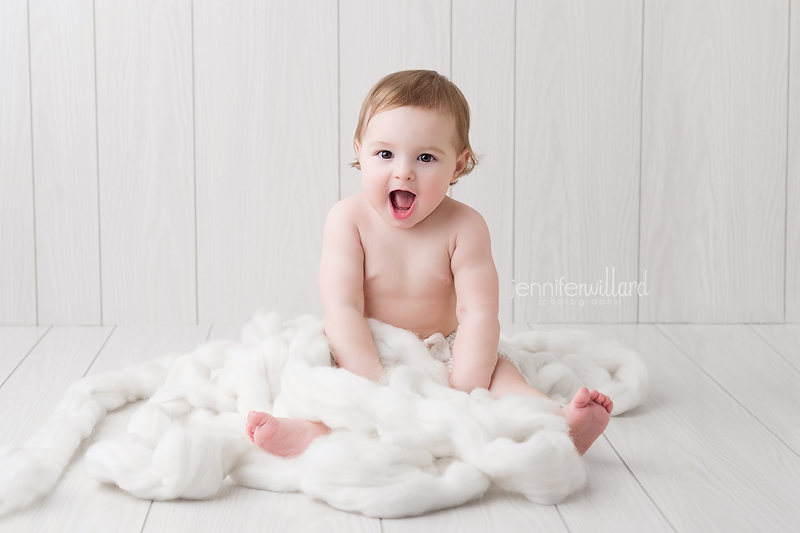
[511,267,650,307]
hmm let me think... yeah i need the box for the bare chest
[361,230,455,300]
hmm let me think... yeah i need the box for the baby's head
[351,70,478,184]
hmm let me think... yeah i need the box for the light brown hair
[351,70,479,183]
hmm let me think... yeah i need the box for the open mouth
[390,190,416,219]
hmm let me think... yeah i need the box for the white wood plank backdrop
[96,0,196,324]
[0,0,796,326]
[30,0,101,325]
[514,0,642,324]
[639,0,788,323]
[452,0,515,325]
[195,0,337,325]
[0,0,36,325]
[788,0,799,322]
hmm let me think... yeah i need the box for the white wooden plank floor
[0,324,797,533]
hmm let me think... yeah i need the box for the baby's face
[356,106,468,229]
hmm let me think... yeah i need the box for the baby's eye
[419,153,436,163]
[377,150,393,159]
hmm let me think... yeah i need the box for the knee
[488,357,524,388]
[448,357,497,393]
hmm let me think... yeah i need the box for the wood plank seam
[654,326,800,460]
[747,324,800,374]
[336,0,341,203]
[637,0,645,326]
[138,500,153,533]
[25,0,40,326]
[82,325,117,377]
[191,0,199,327]
[449,0,452,78]
[785,0,791,325]
[511,0,516,324]
[553,505,571,533]
[601,434,678,533]
[92,0,103,326]
[0,326,52,389]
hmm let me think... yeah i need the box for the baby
[246,70,612,458]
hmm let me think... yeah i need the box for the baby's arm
[319,201,384,381]
[448,209,501,393]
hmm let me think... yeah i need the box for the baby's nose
[394,163,415,180]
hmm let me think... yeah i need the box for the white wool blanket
[0,312,648,518]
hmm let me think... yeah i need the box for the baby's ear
[453,149,470,177]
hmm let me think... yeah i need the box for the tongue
[392,190,415,208]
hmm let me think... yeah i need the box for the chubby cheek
[360,172,380,195]
[424,180,451,202]
[362,182,390,212]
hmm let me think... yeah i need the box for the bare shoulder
[446,198,498,307]
[320,194,367,310]
[442,197,491,245]
[324,194,372,233]
[322,196,365,262]
[326,194,362,222]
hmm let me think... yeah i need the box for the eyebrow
[372,141,447,156]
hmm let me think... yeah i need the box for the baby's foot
[560,387,613,455]
[246,411,330,458]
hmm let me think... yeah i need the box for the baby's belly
[363,292,458,339]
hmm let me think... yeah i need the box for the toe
[607,400,614,414]
[595,392,606,404]
[573,387,591,406]
[247,410,270,427]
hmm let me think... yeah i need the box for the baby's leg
[488,356,551,400]
[244,358,613,457]
[246,411,330,457]
[488,357,613,455]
